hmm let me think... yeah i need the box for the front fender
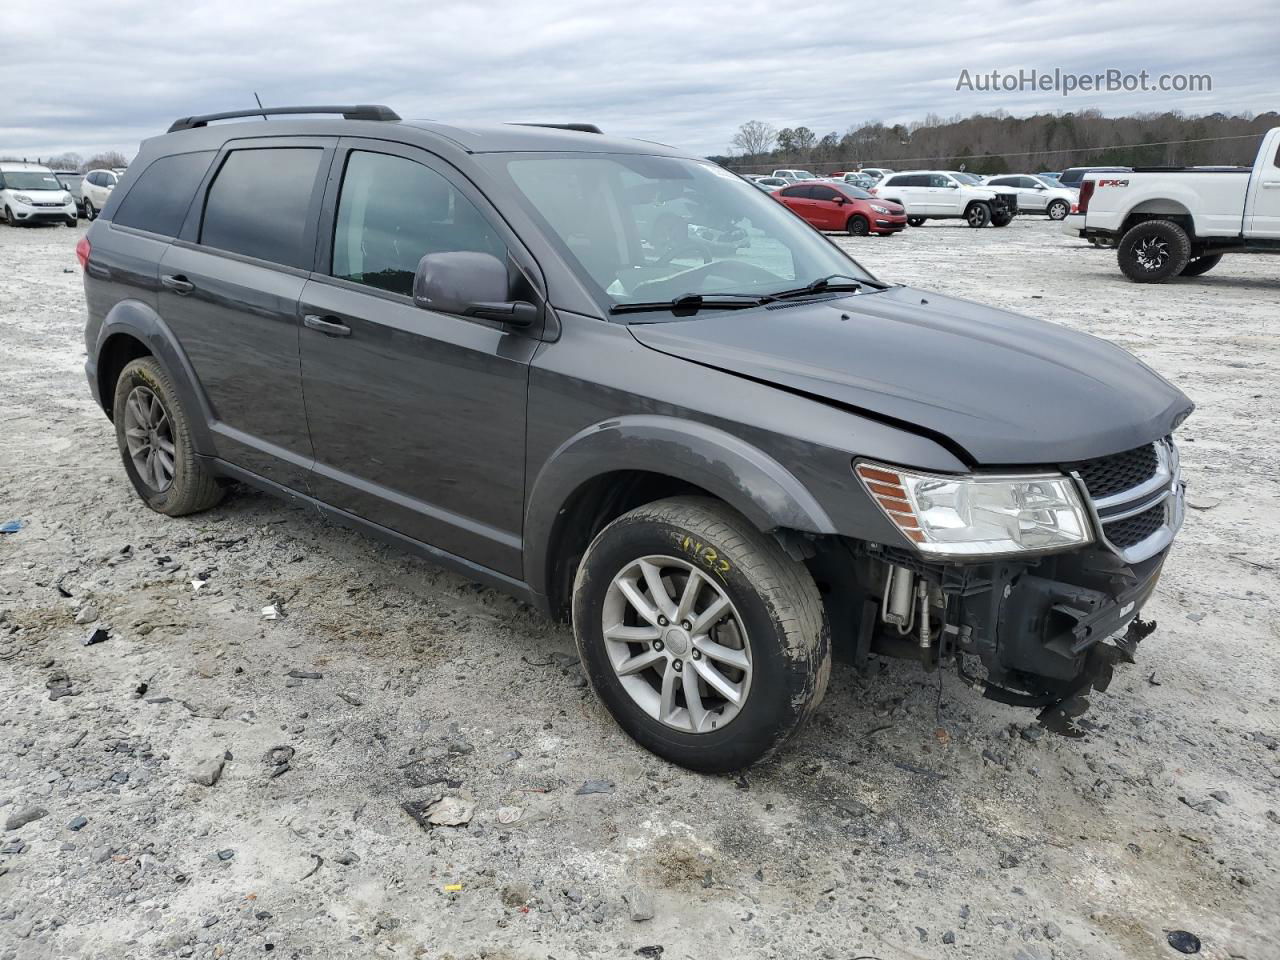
[94,298,217,456]
[523,414,835,597]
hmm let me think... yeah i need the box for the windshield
[488,154,873,309]
[4,171,62,191]
[951,172,983,185]
[791,171,815,180]
[839,186,873,199]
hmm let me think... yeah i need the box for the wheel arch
[93,299,217,454]
[525,416,836,619]
[1120,199,1196,237]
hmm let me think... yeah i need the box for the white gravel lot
[0,216,1277,960]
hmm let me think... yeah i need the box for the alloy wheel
[123,385,176,492]
[1134,236,1169,271]
[601,555,752,734]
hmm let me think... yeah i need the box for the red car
[774,181,907,236]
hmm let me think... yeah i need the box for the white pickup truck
[1064,126,1280,282]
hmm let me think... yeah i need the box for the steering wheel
[656,242,713,266]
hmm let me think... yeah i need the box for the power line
[730,132,1264,170]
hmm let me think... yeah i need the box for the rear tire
[965,202,991,228]
[83,199,96,221]
[847,214,870,236]
[1180,253,1223,277]
[1047,199,1070,220]
[907,216,926,227]
[112,357,224,517]
[572,496,830,772]
[1117,220,1191,283]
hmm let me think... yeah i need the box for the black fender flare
[92,298,217,456]
[523,414,836,598]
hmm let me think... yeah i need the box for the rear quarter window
[112,151,215,237]
[199,147,324,269]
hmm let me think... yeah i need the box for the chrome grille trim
[1070,438,1184,564]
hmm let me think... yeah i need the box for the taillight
[75,233,90,269]
[1078,180,1095,215]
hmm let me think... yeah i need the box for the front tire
[112,357,224,516]
[572,496,830,772]
[965,202,991,228]
[907,216,926,227]
[1180,253,1223,277]
[991,211,1013,227]
[1117,220,1191,283]
[4,206,18,226]
[1047,199,1070,220]
[847,214,870,237]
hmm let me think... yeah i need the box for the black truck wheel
[847,214,870,236]
[1180,253,1223,277]
[572,496,830,772]
[1117,220,1192,282]
[907,216,926,227]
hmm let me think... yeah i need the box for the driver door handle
[161,274,194,295]
[304,314,352,337]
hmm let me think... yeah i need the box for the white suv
[81,168,123,220]
[0,162,78,227]
[983,174,1077,220]
[771,169,816,182]
[871,170,1017,227]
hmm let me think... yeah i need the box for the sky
[3,0,1277,164]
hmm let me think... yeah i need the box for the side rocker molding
[93,299,218,456]
[523,415,836,600]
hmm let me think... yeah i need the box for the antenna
[253,92,267,121]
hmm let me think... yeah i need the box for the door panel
[158,244,314,488]
[299,282,534,576]
[299,142,537,576]
[1246,142,1280,239]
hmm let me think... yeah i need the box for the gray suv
[80,105,1191,770]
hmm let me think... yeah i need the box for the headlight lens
[856,462,1092,557]
[14,194,32,204]
[870,204,893,215]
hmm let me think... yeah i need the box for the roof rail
[512,123,603,135]
[167,104,400,133]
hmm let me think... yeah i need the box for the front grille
[1076,444,1159,499]
[1104,503,1165,548]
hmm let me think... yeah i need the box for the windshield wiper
[609,292,774,315]
[770,273,874,300]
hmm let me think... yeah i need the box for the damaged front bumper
[847,449,1186,733]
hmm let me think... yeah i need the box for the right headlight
[856,461,1092,557]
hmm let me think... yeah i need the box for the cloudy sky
[3,0,1276,163]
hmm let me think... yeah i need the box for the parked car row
[0,161,123,224]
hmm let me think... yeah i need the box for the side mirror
[413,251,537,328]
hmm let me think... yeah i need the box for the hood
[627,286,1192,466]
[8,188,69,200]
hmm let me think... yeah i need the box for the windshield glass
[952,172,983,185]
[489,154,873,308]
[4,171,62,191]
[839,186,873,199]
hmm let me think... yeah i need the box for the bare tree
[730,121,776,159]
[46,152,83,171]
[80,151,129,173]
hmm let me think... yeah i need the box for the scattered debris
[5,807,49,831]
[575,780,615,796]
[424,795,475,826]
[287,670,322,680]
[190,578,207,591]
[262,605,280,620]
[191,756,226,788]
[443,883,463,892]
[1166,930,1201,954]
[496,806,523,825]
[332,850,360,866]
[299,855,323,880]
[83,628,109,647]
[337,691,363,706]
[0,520,24,534]
[401,796,444,832]
[624,885,656,922]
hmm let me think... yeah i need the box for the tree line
[717,110,1280,174]
[0,150,130,173]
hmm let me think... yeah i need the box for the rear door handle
[303,314,352,337]
[161,274,194,295]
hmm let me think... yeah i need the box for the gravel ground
[1,217,1277,960]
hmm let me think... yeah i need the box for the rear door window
[113,151,215,237]
[200,147,324,269]
[779,185,811,198]
[331,150,505,297]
